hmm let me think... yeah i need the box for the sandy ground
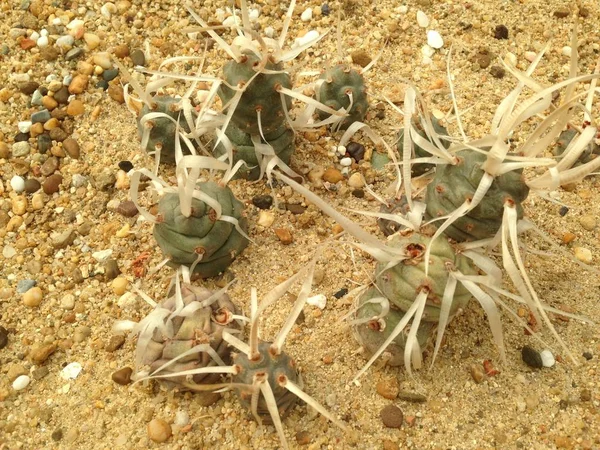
[0,0,599,449]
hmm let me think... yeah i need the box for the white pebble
[13,375,30,391]
[562,46,572,57]
[398,6,408,14]
[421,44,435,58]
[301,8,313,22]
[264,26,275,38]
[29,31,40,41]
[293,30,320,48]
[249,8,260,21]
[56,35,75,48]
[18,121,32,133]
[60,362,83,379]
[540,350,555,368]
[67,19,85,30]
[222,15,241,27]
[2,245,16,259]
[427,30,444,49]
[307,294,327,309]
[37,36,49,48]
[101,2,117,18]
[416,11,429,28]
[337,145,347,156]
[524,51,536,62]
[574,247,592,264]
[504,52,517,66]
[92,249,113,262]
[40,29,48,37]
[339,157,352,167]
[10,176,25,193]
[174,411,190,427]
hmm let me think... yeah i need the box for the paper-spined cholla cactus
[153,182,249,278]
[353,287,434,366]
[136,95,196,164]
[218,51,292,136]
[375,233,476,321]
[233,341,302,422]
[135,283,241,391]
[397,115,450,176]
[424,149,530,242]
[213,123,294,180]
[317,64,369,130]
[552,128,600,167]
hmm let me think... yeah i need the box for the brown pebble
[351,49,372,68]
[62,138,80,158]
[111,367,133,385]
[295,430,311,445]
[68,75,89,95]
[553,8,570,18]
[40,156,59,176]
[40,47,60,61]
[147,419,172,443]
[0,142,10,158]
[562,232,576,244]
[43,174,63,194]
[380,405,403,428]
[376,379,399,400]
[274,228,293,245]
[19,81,39,95]
[24,178,41,193]
[30,343,57,364]
[23,287,43,307]
[323,167,344,183]
[470,364,486,383]
[54,87,69,105]
[0,326,8,350]
[106,334,126,352]
[66,99,85,116]
[42,96,58,110]
[113,44,130,58]
[20,38,36,50]
[30,122,44,137]
[107,84,125,104]
[383,439,400,450]
[115,200,139,217]
[49,127,68,142]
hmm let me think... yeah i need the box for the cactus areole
[375,232,476,322]
[233,341,302,422]
[317,64,369,130]
[153,182,249,278]
[425,149,530,242]
[218,51,292,136]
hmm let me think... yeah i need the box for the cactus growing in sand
[397,115,450,176]
[153,182,249,278]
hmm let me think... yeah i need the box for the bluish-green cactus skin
[218,52,292,136]
[317,64,369,129]
[425,149,530,242]
[552,128,600,166]
[137,95,196,164]
[153,182,249,278]
[397,115,450,176]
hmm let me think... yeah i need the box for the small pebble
[427,30,444,49]
[68,74,89,94]
[296,430,311,445]
[130,48,145,66]
[30,344,56,364]
[118,160,133,172]
[376,379,399,399]
[23,286,43,307]
[147,419,172,443]
[67,99,85,116]
[339,157,352,167]
[12,375,31,391]
[0,326,8,349]
[582,352,593,361]
[31,109,51,123]
[257,210,275,228]
[416,11,429,28]
[346,142,365,162]
[522,345,543,368]
[470,364,486,383]
[553,8,570,18]
[380,405,403,428]
[18,121,32,133]
[333,288,348,299]
[10,175,26,193]
[579,215,596,231]
[350,49,372,68]
[494,24,509,40]
[115,200,138,217]
[106,335,126,352]
[274,228,293,245]
[300,8,313,22]
[397,391,427,403]
[112,277,128,295]
[61,294,75,310]
[558,206,569,216]
[348,173,364,188]
[252,194,273,210]
[540,350,555,367]
[51,428,63,441]
[323,167,344,183]
[62,138,80,158]
[43,174,63,195]
[12,142,30,157]
[104,259,121,279]
[16,279,36,293]
[574,247,592,264]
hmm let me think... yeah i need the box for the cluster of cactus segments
[553,128,600,166]
[137,284,240,390]
[153,182,249,278]
[353,287,435,366]
[317,64,369,130]
[353,231,476,364]
[397,115,450,176]
[137,95,196,164]
[213,123,294,180]
[424,149,530,242]
[232,341,303,422]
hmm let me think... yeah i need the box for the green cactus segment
[353,287,434,367]
[552,128,600,166]
[213,123,295,180]
[397,116,450,176]
[153,182,249,278]
[218,52,292,136]
[317,64,369,130]
[424,149,530,242]
[137,95,195,164]
[233,342,301,422]
[140,284,240,389]
[375,233,476,322]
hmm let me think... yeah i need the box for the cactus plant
[153,181,249,278]
[218,51,292,136]
[136,283,241,391]
[552,128,600,166]
[374,232,476,322]
[137,95,196,164]
[353,287,434,366]
[424,149,530,242]
[213,123,295,180]
[233,341,302,422]
[397,115,450,176]
[316,64,369,130]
